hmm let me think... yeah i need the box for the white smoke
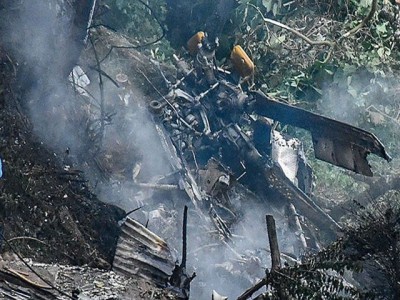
[1,2,316,299]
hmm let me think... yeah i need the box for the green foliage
[265,190,400,299]
[101,0,166,41]
[266,239,370,299]
[260,0,283,17]
[231,0,400,109]
[97,0,174,61]
[342,190,400,299]
[232,1,337,103]
[232,0,400,186]
[311,161,368,196]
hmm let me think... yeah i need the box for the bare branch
[248,0,379,64]
[340,0,378,41]
[248,3,334,47]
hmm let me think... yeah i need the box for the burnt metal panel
[251,91,391,176]
[264,163,341,233]
[113,217,175,286]
[312,134,372,176]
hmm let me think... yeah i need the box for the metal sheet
[251,91,391,176]
[264,164,341,233]
[312,134,372,176]
[113,217,175,286]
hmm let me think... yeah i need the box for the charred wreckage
[83,26,394,298]
[0,1,392,297]
[146,30,391,231]
[113,31,391,297]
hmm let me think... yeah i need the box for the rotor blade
[250,91,391,176]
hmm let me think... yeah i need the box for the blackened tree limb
[237,215,283,300]
[98,0,166,63]
[266,214,286,299]
[237,278,267,300]
[181,205,188,269]
[89,35,105,152]
[65,0,97,76]
[266,215,281,271]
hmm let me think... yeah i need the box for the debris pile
[0,258,178,299]
[0,1,393,299]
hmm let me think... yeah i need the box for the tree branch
[248,0,379,63]
[340,0,378,41]
[248,3,334,47]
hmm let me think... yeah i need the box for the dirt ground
[0,51,125,267]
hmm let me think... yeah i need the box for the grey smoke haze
[316,69,399,174]
[317,69,396,127]
[317,83,360,125]
[0,0,86,153]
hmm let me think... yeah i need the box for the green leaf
[277,34,286,43]
[360,0,371,8]
[262,0,273,12]
[272,3,278,16]
[376,23,387,34]
[377,47,385,58]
